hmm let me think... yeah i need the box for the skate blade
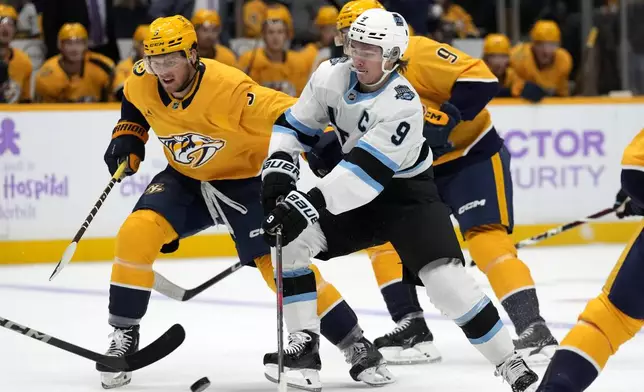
[265,364,322,392]
[516,344,557,365]
[356,364,396,386]
[101,371,132,390]
[379,342,442,365]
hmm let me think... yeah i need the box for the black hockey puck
[190,377,210,392]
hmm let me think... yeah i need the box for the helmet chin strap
[174,62,199,93]
[350,58,399,88]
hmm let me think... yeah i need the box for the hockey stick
[49,161,128,281]
[275,228,287,391]
[0,316,185,371]
[469,206,617,266]
[153,260,245,301]
[572,26,598,96]
[513,206,617,249]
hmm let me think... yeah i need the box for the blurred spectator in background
[383,0,430,37]
[40,0,120,63]
[238,5,306,96]
[289,0,323,47]
[511,20,572,100]
[112,23,147,100]
[0,4,32,102]
[113,0,150,39]
[298,5,336,77]
[434,0,480,38]
[192,8,237,68]
[243,0,267,38]
[12,0,40,38]
[148,0,194,20]
[482,34,523,99]
[35,23,114,102]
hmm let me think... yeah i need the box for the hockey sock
[466,225,543,334]
[368,243,423,323]
[109,209,178,327]
[419,260,514,365]
[255,256,359,345]
[280,266,320,334]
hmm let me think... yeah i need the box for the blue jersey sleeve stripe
[356,140,400,171]
[273,125,312,152]
[285,109,324,137]
[338,160,384,193]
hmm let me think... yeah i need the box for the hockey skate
[264,330,322,392]
[514,322,558,363]
[374,313,442,365]
[495,352,539,392]
[96,325,140,389]
[343,336,396,386]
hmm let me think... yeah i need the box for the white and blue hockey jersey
[268,58,432,215]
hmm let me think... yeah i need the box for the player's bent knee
[115,209,178,266]
[578,293,644,353]
[368,242,403,288]
[465,225,517,272]
[419,259,487,320]
[278,224,326,271]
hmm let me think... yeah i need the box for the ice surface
[0,245,641,391]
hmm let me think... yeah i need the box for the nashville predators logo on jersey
[158,133,226,168]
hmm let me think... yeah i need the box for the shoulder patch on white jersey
[330,57,349,65]
[393,85,415,101]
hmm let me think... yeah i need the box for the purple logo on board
[0,118,19,156]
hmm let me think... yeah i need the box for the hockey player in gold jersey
[192,9,238,68]
[482,33,527,99]
[537,129,644,391]
[306,0,558,365]
[0,4,32,103]
[35,23,114,103]
[238,6,307,96]
[113,25,148,101]
[510,20,572,101]
[98,15,392,389]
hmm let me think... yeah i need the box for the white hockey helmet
[347,8,409,77]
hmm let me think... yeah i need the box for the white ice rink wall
[1,97,643,264]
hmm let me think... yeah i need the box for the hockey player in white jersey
[259,8,539,392]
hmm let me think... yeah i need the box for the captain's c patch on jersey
[394,85,415,101]
[158,132,226,168]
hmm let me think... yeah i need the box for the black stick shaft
[276,229,285,383]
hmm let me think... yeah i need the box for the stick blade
[99,324,186,372]
[153,271,188,301]
[49,242,77,281]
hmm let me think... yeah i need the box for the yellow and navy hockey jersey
[35,51,114,103]
[510,43,572,97]
[120,58,296,181]
[238,48,308,97]
[402,36,502,173]
[5,47,32,102]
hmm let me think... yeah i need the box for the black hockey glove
[306,132,343,178]
[614,189,644,219]
[263,188,326,247]
[423,102,461,160]
[261,152,300,214]
[104,122,148,180]
[520,81,549,103]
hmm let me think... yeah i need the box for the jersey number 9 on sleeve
[437,47,458,64]
[391,121,410,146]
